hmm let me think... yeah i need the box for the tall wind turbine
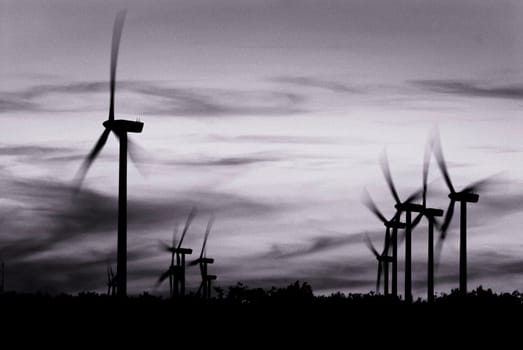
[190,216,216,300]
[431,128,491,295]
[362,189,405,296]
[418,142,443,302]
[380,150,423,303]
[157,208,196,297]
[74,10,143,298]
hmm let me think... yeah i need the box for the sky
[1,0,523,297]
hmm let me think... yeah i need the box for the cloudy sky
[1,0,523,297]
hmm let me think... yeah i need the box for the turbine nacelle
[385,221,406,229]
[174,247,193,255]
[195,257,214,264]
[395,203,424,213]
[423,208,444,217]
[103,119,144,133]
[449,192,479,203]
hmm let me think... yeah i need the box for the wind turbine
[74,10,143,298]
[431,128,491,295]
[365,233,393,295]
[190,216,216,300]
[380,150,423,303]
[362,189,405,297]
[157,208,196,298]
[106,265,117,296]
[417,142,443,302]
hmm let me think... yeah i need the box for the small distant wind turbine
[431,128,493,295]
[380,150,423,303]
[74,10,144,298]
[157,208,196,297]
[190,216,216,300]
[362,189,405,297]
[106,265,117,296]
[365,233,393,295]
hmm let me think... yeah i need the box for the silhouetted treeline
[1,282,523,308]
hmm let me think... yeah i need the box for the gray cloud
[0,172,278,293]
[0,80,307,116]
[272,76,361,93]
[171,156,278,167]
[411,80,523,100]
[265,230,378,260]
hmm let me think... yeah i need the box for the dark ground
[0,282,521,344]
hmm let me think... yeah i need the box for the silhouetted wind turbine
[190,216,216,300]
[362,189,405,296]
[106,265,117,296]
[157,209,196,297]
[417,142,443,302]
[431,128,492,295]
[74,10,143,298]
[380,150,423,303]
[365,233,392,295]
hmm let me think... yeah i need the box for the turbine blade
[109,10,127,121]
[157,270,171,285]
[200,216,215,259]
[178,207,197,249]
[430,127,455,193]
[171,224,179,249]
[379,149,401,204]
[434,237,444,270]
[365,233,380,258]
[74,128,111,189]
[128,137,150,176]
[423,139,431,206]
[405,188,423,204]
[159,241,173,253]
[439,200,456,236]
[463,173,501,194]
[361,188,387,224]
[411,212,424,229]
[189,259,199,266]
[383,227,391,256]
[377,261,382,294]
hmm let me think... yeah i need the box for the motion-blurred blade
[361,188,387,224]
[178,208,197,249]
[200,216,215,259]
[379,149,401,204]
[365,233,380,258]
[189,259,199,266]
[74,128,111,189]
[404,188,423,204]
[157,270,171,285]
[376,261,382,294]
[171,224,179,249]
[128,137,150,176]
[422,139,431,206]
[411,212,424,229]
[159,241,174,253]
[463,173,501,194]
[383,227,391,255]
[439,200,456,236]
[434,238,444,270]
[431,127,455,193]
[109,10,127,121]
